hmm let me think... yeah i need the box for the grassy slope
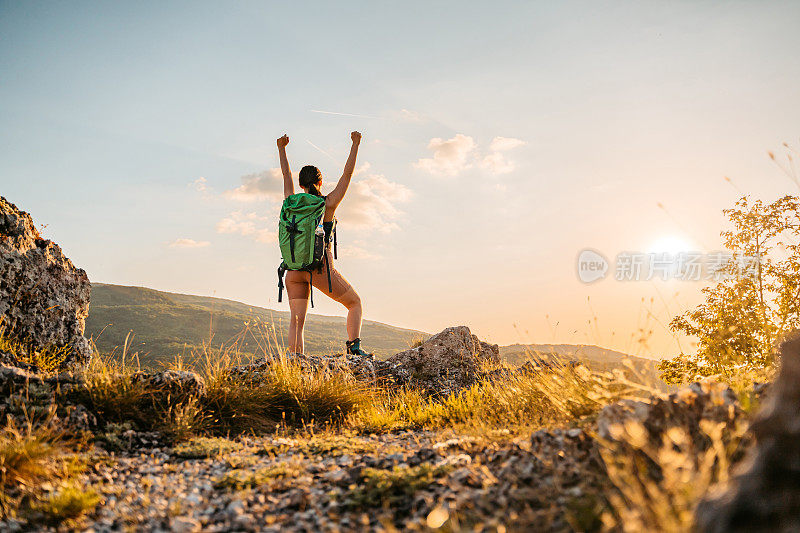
[86,283,427,367]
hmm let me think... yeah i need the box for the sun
[647,235,695,255]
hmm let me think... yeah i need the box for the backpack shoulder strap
[277,262,287,303]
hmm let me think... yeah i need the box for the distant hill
[85,283,427,367]
[500,343,660,381]
[86,284,661,382]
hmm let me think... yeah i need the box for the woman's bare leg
[310,261,362,341]
[285,271,310,353]
[342,286,362,341]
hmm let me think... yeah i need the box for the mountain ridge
[86,283,427,366]
[86,283,656,378]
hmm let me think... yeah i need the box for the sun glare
[647,235,696,255]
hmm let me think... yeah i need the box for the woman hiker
[276,131,371,357]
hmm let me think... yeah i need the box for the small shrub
[658,355,776,413]
[30,485,101,525]
[96,422,135,452]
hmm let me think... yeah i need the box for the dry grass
[351,362,647,434]
[0,420,92,522]
[0,422,64,510]
[77,355,181,432]
[598,417,748,532]
[199,350,373,434]
[78,341,372,440]
[0,328,70,374]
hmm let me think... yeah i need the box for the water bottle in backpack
[313,220,325,265]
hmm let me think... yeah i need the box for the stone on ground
[387,325,501,396]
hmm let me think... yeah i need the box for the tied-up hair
[299,165,322,197]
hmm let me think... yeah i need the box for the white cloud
[190,177,214,198]
[210,163,410,248]
[335,174,412,233]
[224,169,283,202]
[480,136,526,175]
[192,177,208,192]
[169,238,210,248]
[354,162,371,176]
[414,134,476,176]
[480,152,518,174]
[216,211,276,243]
[488,136,526,152]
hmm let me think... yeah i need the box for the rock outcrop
[598,380,742,451]
[229,326,500,397]
[696,330,800,532]
[0,364,96,434]
[387,326,500,396]
[0,196,91,366]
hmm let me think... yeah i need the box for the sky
[2,1,800,358]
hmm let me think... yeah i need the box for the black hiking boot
[345,338,372,358]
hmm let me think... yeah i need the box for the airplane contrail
[310,109,380,119]
[305,139,337,161]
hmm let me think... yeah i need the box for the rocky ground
[0,375,750,532]
[4,428,606,533]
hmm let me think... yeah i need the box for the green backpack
[276,193,337,307]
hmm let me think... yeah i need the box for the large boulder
[0,197,91,366]
[696,330,800,532]
[387,326,500,396]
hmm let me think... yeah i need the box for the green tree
[666,195,800,378]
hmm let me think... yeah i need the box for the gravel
[42,428,610,532]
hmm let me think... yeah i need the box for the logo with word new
[577,249,609,283]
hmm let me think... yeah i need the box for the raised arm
[326,131,361,209]
[277,134,294,198]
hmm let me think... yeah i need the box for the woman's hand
[351,131,361,144]
[277,134,289,148]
